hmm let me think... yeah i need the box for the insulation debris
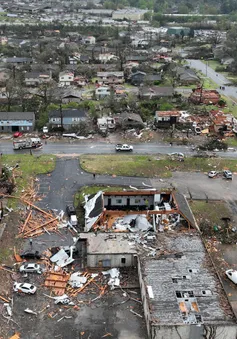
[69,272,87,288]
[50,249,74,268]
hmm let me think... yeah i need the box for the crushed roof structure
[155,111,181,118]
[84,190,196,233]
[189,88,220,105]
[140,232,236,328]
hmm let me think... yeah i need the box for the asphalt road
[187,59,237,101]
[1,140,237,158]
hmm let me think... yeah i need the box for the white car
[115,144,133,152]
[226,269,237,284]
[13,282,37,294]
[19,263,42,274]
[208,171,218,178]
[42,126,48,133]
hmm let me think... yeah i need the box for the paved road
[187,59,237,101]
[1,140,237,158]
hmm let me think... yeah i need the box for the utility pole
[60,103,63,132]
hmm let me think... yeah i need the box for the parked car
[13,132,23,138]
[208,171,218,178]
[115,144,133,152]
[223,170,232,180]
[42,126,48,133]
[13,282,37,294]
[66,205,78,226]
[66,205,76,216]
[19,263,42,274]
[226,269,237,284]
[20,251,41,260]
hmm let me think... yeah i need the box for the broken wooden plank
[22,217,58,236]
[21,210,32,233]
[0,295,10,303]
[0,266,13,274]
[77,277,95,293]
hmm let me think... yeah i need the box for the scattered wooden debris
[44,271,70,296]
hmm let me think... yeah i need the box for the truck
[115,144,133,152]
[13,138,42,150]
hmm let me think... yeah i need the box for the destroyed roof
[86,192,104,218]
[79,233,136,254]
[155,110,181,117]
[141,232,236,326]
[174,191,196,228]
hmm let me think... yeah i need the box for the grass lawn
[226,137,237,147]
[190,200,230,226]
[2,154,56,197]
[80,154,237,178]
[74,185,125,207]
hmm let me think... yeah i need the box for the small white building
[98,53,118,63]
[97,116,115,133]
[84,36,96,44]
[59,71,74,86]
[78,233,137,268]
[95,86,111,99]
[112,9,150,21]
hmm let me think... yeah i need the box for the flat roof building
[138,232,237,339]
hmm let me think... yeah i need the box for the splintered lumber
[21,210,32,233]
[23,217,58,236]
[0,266,13,274]
[0,295,9,303]
[22,199,54,218]
[77,277,95,294]
[44,272,70,296]
[9,333,20,339]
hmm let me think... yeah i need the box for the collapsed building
[81,189,237,339]
[84,190,196,233]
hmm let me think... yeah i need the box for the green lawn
[190,200,230,227]
[2,154,56,195]
[80,154,237,178]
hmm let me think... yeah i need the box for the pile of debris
[0,195,77,238]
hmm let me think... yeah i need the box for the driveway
[36,157,152,211]
[37,158,237,212]
[187,59,237,102]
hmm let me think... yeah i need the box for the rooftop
[0,112,34,120]
[156,111,181,117]
[141,232,235,325]
[79,233,136,254]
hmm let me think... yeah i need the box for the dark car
[20,251,41,260]
[66,205,76,216]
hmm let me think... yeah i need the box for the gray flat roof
[141,232,235,325]
[79,233,136,254]
[0,112,34,120]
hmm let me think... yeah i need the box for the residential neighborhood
[1,0,237,338]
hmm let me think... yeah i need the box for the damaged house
[189,88,221,105]
[78,189,237,339]
[138,232,237,339]
[84,190,196,235]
